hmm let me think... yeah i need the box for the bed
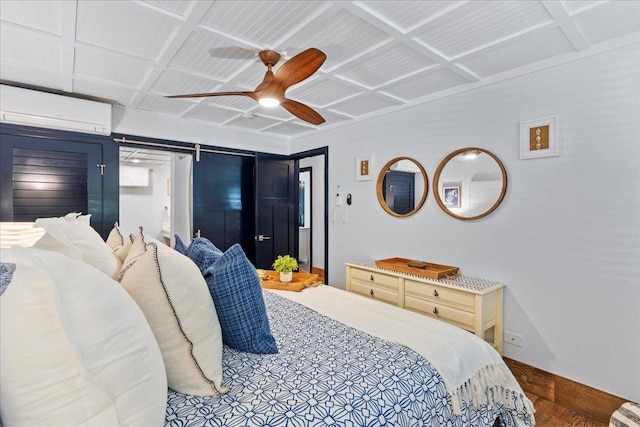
[165,286,535,427]
[0,219,534,426]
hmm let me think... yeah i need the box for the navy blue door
[0,129,107,235]
[383,170,415,215]
[192,152,255,260]
[254,154,297,270]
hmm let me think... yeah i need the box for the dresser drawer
[350,281,398,305]
[405,295,475,329]
[405,279,474,309]
[346,263,504,355]
[350,268,398,290]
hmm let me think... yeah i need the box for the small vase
[279,271,293,283]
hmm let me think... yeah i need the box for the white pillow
[34,217,120,278]
[118,240,227,396]
[0,247,167,426]
[0,222,46,248]
[62,211,91,224]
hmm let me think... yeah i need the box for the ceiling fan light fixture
[166,48,326,124]
[259,97,280,108]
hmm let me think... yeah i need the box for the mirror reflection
[376,157,428,218]
[433,148,507,220]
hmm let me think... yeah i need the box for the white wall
[292,44,640,402]
[119,164,171,241]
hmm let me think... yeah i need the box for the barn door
[192,152,255,260]
[254,154,297,270]
[0,133,103,229]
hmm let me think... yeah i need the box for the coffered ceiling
[1,1,638,139]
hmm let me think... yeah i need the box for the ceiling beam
[345,1,479,83]
[128,1,214,109]
[541,0,589,51]
[60,1,78,92]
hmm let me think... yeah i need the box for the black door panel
[0,133,102,226]
[255,155,297,270]
[193,152,254,260]
[383,170,415,215]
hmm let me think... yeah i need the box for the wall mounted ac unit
[0,84,112,136]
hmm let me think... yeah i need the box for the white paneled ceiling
[1,0,638,140]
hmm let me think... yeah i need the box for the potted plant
[272,255,298,283]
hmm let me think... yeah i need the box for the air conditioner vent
[0,85,112,136]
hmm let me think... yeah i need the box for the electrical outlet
[504,331,523,347]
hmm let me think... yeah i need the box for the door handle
[255,234,271,242]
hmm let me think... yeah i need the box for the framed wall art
[356,155,373,181]
[520,115,559,159]
[443,185,461,208]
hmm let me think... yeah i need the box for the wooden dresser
[346,261,504,355]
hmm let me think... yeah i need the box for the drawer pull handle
[370,275,374,281]
[370,289,374,296]
[433,290,439,297]
[433,307,439,317]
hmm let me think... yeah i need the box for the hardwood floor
[526,391,609,426]
[504,357,625,426]
[299,261,325,283]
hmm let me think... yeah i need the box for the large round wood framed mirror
[376,157,428,218]
[433,147,507,220]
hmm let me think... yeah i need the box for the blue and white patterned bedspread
[166,291,533,427]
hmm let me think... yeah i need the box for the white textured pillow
[0,222,46,248]
[0,247,167,426]
[34,217,120,278]
[119,241,227,396]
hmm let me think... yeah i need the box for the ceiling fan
[166,48,327,125]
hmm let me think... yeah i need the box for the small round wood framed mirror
[433,147,507,220]
[376,157,428,218]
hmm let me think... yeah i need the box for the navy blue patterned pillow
[173,234,188,255]
[203,244,278,354]
[188,237,223,274]
[173,236,223,275]
[187,238,223,275]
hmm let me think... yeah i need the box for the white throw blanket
[269,286,534,417]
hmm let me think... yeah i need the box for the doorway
[118,146,192,245]
[296,149,327,283]
[298,167,312,273]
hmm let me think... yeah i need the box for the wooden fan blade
[165,91,258,101]
[262,48,326,98]
[281,99,325,125]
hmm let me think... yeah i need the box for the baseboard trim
[504,357,627,423]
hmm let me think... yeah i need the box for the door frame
[290,146,329,283]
